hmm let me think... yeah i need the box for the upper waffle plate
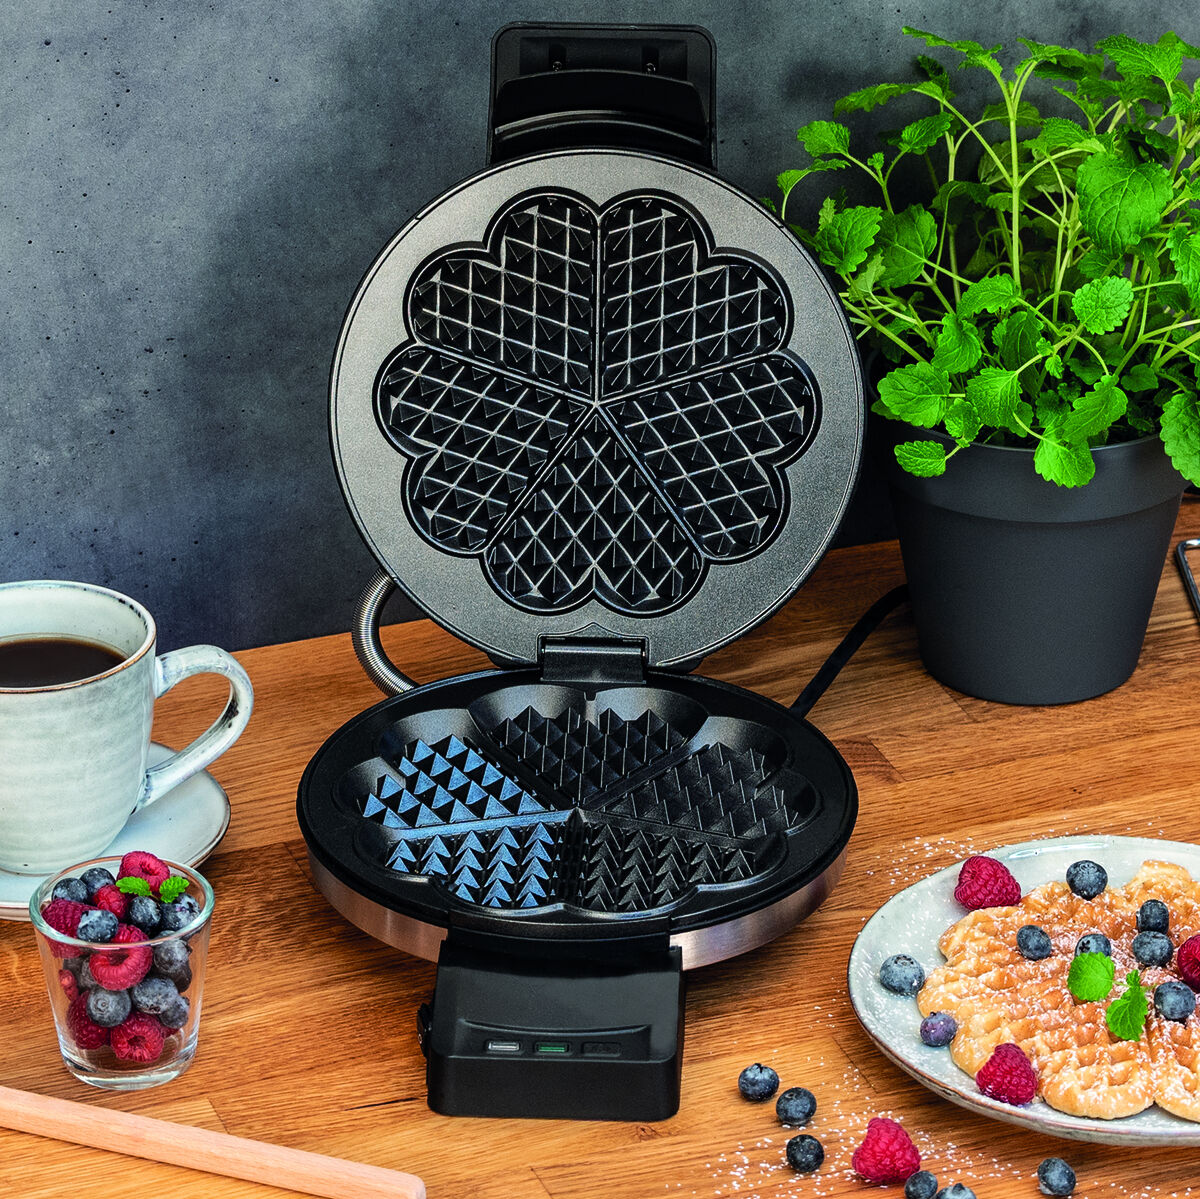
[331,150,862,669]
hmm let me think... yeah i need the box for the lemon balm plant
[777,28,1200,488]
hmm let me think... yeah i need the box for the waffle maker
[298,23,864,1121]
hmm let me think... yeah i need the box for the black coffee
[0,636,126,687]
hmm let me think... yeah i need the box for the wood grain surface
[2,506,1198,1199]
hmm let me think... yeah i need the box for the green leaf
[1035,430,1096,486]
[777,162,850,204]
[1077,248,1119,280]
[958,275,1021,319]
[812,206,883,275]
[796,120,851,158]
[1167,225,1200,307]
[902,27,1003,74]
[1161,391,1200,486]
[116,876,153,897]
[897,112,954,154]
[1068,952,1116,1002]
[930,179,990,215]
[876,362,952,427]
[894,440,948,476]
[995,310,1046,375]
[980,100,1041,125]
[1077,152,1173,255]
[1122,363,1159,393]
[158,875,190,904]
[966,368,1027,432]
[1099,33,1184,84]
[943,397,982,445]
[1018,39,1102,75]
[875,205,938,287]
[1026,117,1088,153]
[1071,276,1135,334]
[1105,971,1149,1042]
[847,251,886,300]
[835,82,916,114]
[933,313,984,374]
[1062,375,1127,442]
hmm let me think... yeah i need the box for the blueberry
[61,956,85,981]
[919,1011,957,1047]
[79,866,116,899]
[158,994,190,1030]
[1137,899,1170,934]
[159,894,201,933]
[1016,924,1053,960]
[1066,860,1107,899]
[75,908,118,944]
[935,1186,976,1199]
[906,1172,939,1199]
[1155,981,1196,1023]
[85,987,131,1028]
[1075,933,1112,957]
[51,877,88,903]
[784,1134,824,1172]
[879,953,925,996]
[1132,930,1173,968]
[1037,1156,1076,1196]
[737,1063,779,1101]
[78,956,99,990]
[130,975,181,1016]
[775,1086,816,1126]
[127,894,162,936]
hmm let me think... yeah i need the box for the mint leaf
[1162,391,1200,486]
[1122,363,1159,393]
[158,875,190,904]
[943,397,982,445]
[796,119,851,158]
[894,440,948,476]
[996,310,1046,376]
[966,368,1026,431]
[1068,951,1116,1002]
[1099,33,1184,84]
[1026,117,1087,153]
[897,112,953,154]
[1167,225,1200,308]
[835,82,916,114]
[1071,276,1135,334]
[877,363,952,427]
[902,28,1003,74]
[116,876,152,897]
[1077,153,1173,256]
[813,205,882,275]
[933,313,984,374]
[1063,375,1127,442]
[1035,431,1096,486]
[875,205,938,288]
[958,276,1021,319]
[1105,970,1149,1042]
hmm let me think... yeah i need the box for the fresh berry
[976,1042,1038,1105]
[1178,935,1200,989]
[75,908,119,943]
[775,1086,816,1126]
[158,994,190,1030]
[79,866,116,899]
[953,856,1021,910]
[51,877,89,904]
[1137,899,1170,933]
[152,938,192,985]
[1132,930,1173,968]
[131,975,182,1016]
[1037,1157,1077,1196]
[89,923,152,990]
[58,968,79,1002]
[1066,859,1107,899]
[117,851,170,893]
[40,898,87,936]
[78,956,99,990]
[65,992,109,1050]
[737,1063,779,1101]
[92,883,129,919]
[86,986,132,1029]
[935,1187,976,1199]
[1075,932,1111,957]
[1154,981,1196,1023]
[920,1012,958,1047]
[785,1134,824,1172]
[879,954,925,996]
[906,1171,939,1199]
[158,893,201,933]
[1016,924,1053,960]
[127,894,162,936]
[110,1012,166,1064]
[851,1117,921,1184]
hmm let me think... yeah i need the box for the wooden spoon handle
[0,1084,425,1199]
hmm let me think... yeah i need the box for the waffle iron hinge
[537,634,648,685]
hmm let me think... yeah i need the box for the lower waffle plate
[298,668,855,966]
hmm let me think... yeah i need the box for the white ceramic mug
[0,580,254,873]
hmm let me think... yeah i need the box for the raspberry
[1177,934,1200,989]
[58,968,79,1002]
[110,1012,166,1064]
[89,923,153,990]
[65,992,109,1050]
[953,856,1021,910]
[118,850,171,893]
[92,883,129,919]
[976,1042,1038,1105]
[40,898,87,936]
[851,1117,921,1183]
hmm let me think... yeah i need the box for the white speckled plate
[848,834,1200,1146]
[0,743,229,921]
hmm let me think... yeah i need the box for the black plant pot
[879,425,1187,705]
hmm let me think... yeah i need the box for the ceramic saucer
[0,742,231,920]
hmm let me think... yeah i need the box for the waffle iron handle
[352,569,417,695]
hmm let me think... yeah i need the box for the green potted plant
[776,29,1200,703]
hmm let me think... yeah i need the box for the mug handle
[137,646,254,810]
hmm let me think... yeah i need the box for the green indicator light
[534,1041,570,1054]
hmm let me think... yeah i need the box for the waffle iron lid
[331,149,863,670]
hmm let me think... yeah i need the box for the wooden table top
[3,505,1199,1199]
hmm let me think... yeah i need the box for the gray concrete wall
[3,1,1193,651]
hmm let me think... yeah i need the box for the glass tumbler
[29,856,214,1090]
